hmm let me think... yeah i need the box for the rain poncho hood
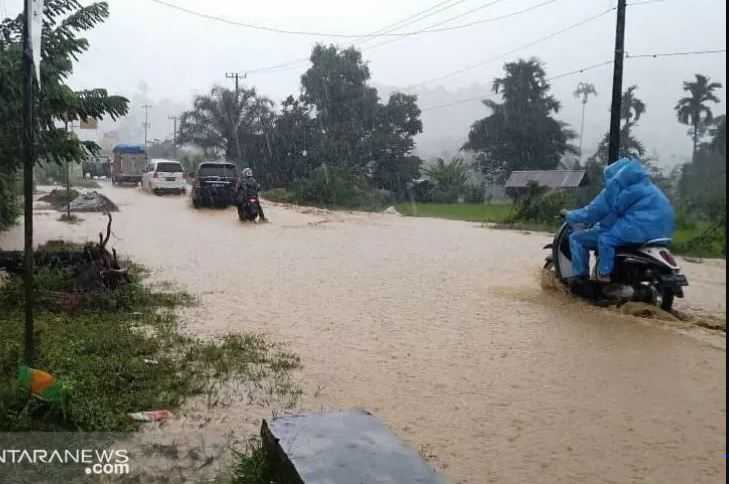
[566,157,674,243]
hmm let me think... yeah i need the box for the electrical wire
[418,48,726,112]
[248,0,560,75]
[626,48,726,58]
[245,0,469,74]
[149,0,503,38]
[364,0,557,51]
[409,7,615,88]
[419,59,613,112]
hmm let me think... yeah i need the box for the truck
[111,144,146,185]
[82,156,111,178]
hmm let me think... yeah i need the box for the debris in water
[18,366,65,403]
[128,410,174,422]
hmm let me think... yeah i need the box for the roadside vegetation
[0,243,301,432]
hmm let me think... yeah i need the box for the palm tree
[573,82,597,161]
[675,74,723,161]
[177,86,273,166]
[621,85,646,129]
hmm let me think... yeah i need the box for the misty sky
[2,0,726,166]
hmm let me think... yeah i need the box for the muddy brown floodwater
[1,183,725,484]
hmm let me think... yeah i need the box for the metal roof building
[505,170,587,190]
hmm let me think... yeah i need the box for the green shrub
[510,184,577,227]
[0,173,20,230]
[463,183,485,204]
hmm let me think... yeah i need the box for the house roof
[505,170,587,189]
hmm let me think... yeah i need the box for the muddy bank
[1,182,725,484]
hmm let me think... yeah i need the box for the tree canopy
[675,74,723,161]
[178,44,423,196]
[0,1,128,169]
[1,0,128,227]
[462,58,576,180]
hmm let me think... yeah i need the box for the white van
[142,159,186,195]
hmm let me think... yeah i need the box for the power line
[149,0,508,38]
[355,0,468,47]
[246,0,469,74]
[247,0,560,75]
[409,7,615,88]
[365,0,555,52]
[419,59,613,112]
[626,48,727,59]
[417,47,726,112]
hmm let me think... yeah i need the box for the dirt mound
[69,191,118,212]
[38,188,80,208]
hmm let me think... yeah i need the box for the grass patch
[230,438,279,484]
[673,223,725,258]
[0,253,301,432]
[395,202,514,223]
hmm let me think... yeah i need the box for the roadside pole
[607,0,627,165]
[65,120,71,219]
[22,0,35,365]
[225,72,246,165]
[142,104,152,157]
[168,115,178,160]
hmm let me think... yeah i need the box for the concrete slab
[262,409,448,484]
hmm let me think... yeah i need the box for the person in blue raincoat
[564,157,675,282]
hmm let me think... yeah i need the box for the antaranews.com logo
[0,448,130,476]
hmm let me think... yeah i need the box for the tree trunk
[692,122,699,163]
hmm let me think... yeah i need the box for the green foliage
[0,1,128,231]
[463,183,486,204]
[423,158,469,203]
[0,260,301,432]
[178,44,423,200]
[463,58,576,176]
[177,85,274,169]
[0,171,20,230]
[590,85,647,164]
[0,1,129,172]
[675,74,723,159]
[231,438,278,484]
[396,202,513,223]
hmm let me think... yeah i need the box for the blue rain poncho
[566,157,675,276]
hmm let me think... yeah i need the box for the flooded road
[1,183,725,483]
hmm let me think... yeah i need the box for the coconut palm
[621,85,646,128]
[177,86,273,166]
[573,82,597,161]
[675,74,723,161]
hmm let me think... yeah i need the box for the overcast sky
[2,0,726,165]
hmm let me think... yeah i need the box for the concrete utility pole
[142,104,152,153]
[607,0,627,165]
[22,0,35,365]
[225,72,246,164]
[168,115,178,160]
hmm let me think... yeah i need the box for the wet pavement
[1,182,725,483]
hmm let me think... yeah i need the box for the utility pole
[225,72,246,164]
[142,104,152,154]
[168,115,178,160]
[22,0,35,365]
[607,0,627,165]
[225,72,246,95]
